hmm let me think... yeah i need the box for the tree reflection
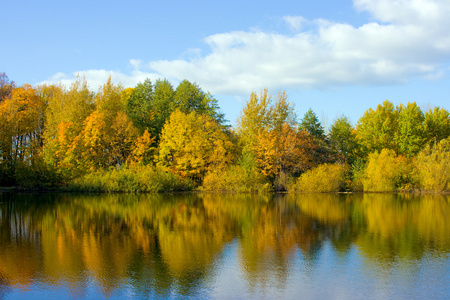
[0,192,448,296]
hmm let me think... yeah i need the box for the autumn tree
[157,110,234,183]
[0,84,45,163]
[363,149,410,192]
[131,129,155,165]
[415,138,450,191]
[253,124,316,190]
[41,77,94,167]
[236,89,297,154]
[0,72,15,102]
[109,112,140,166]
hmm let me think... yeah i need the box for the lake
[0,192,449,299]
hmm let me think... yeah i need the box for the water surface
[0,192,449,299]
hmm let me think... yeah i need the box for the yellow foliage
[291,163,347,193]
[131,129,155,164]
[0,84,44,162]
[202,164,272,192]
[363,149,411,192]
[157,110,234,182]
[415,139,450,191]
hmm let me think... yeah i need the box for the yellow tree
[0,84,44,162]
[131,129,155,165]
[236,89,296,154]
[415,138,450,192]
[77,111,109,172]
[41,77,94,167]
[109,112,140,166]
[157,110,234,183]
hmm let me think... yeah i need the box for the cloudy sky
[2,0,450,126]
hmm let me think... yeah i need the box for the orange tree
[252,123,316,188]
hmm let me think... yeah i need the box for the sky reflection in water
[0,193,449,299]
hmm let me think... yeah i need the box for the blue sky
[2,0,450,127]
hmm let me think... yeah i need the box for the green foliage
[0,161,15,186]
[415,139,450,192]
[125,78,154,133]
[350,158,365,192]
[290,163,347,193]
[152,79,175,137]
[14,159,63,190]
[395,102,425,158]
[299,108,330,165]
[66,164,194,193]
[329,115,359,165]
[299,108,325,139]
[356,100,399,155]
[423,107,450,145]
[173,79,226,126]
[363,149,412,192]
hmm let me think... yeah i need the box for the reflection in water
[0,192,449,299]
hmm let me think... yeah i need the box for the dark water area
[0,192,449,299]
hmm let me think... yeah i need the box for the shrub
[415,139,450,192]
[0,162,15,186]
[202,164,272,193]
[14,159,63,190]
[290,163,347,193]
[362,149,412,192]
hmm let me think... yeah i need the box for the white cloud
[283,16,306,31]
[42,0,450,95]
[40,67,160,91]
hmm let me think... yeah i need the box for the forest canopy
[0,73,449,193]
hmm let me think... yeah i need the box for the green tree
[151,79,175,139]
[125,78,154,133]
[423,107,450,145]
[299,108,325,139]
[395,102,425,158]
[329,115,359,165]
[356,100,399,155]
[299,108,329,164]
[173,79,226,126]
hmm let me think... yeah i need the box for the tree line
[0,72,449,192]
